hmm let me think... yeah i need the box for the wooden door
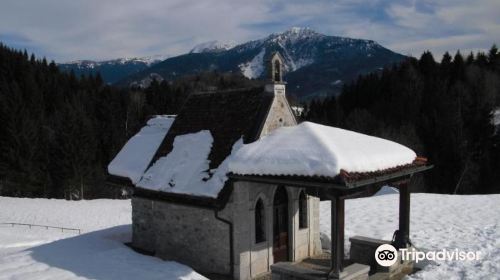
[273,186,289,262]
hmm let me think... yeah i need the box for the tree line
[1,42,499,198]
[0,43,256,198]
[305,47,500,194]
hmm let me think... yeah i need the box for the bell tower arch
[268,52,284,83]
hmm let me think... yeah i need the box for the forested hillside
[2,42,499,197]
[0,44,256,198]
[306,47,500,194]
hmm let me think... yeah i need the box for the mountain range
[59,27,406,100]
[58,55,169,84]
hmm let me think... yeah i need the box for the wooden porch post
[394,181,411,249]
[329,197,345,279]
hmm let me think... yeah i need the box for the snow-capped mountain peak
[123,55,170,66]
[58,55,170,84]
[281,26,321,37]
[63,54,169,67]
[266,27,324,44]
[59,27,404,100]
[190,40,236,54]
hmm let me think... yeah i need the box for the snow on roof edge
[137,130,244,198]
[107,115,176,183]
[228,122,417,178]
[115,120,419,198]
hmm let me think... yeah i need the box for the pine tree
[305,46,500,193]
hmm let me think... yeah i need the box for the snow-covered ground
[320,193,500,280]
[0,194,498,279]
[0,197,206,280]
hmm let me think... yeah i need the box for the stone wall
[259,84,297,137]
[131,197,155,253]
[132,182,322,280]
[132,196,231,275]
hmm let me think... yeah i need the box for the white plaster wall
[230,182,321,280]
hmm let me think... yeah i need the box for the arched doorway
[273,186,289,262]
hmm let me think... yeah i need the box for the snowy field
[0,193,499,279]
[0,197,206,280]
[320,192,500,280]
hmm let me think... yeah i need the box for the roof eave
[133,180,234,210]
[344,164,433,188]
[228,164,433,191]
[228,173,348,190]
[106,174,134,188]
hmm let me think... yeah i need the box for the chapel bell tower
[265,52,286,96]
[268,52,284,83]
[260,51,297,137]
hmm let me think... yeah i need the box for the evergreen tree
[0,44,260,198]
[306,46,500,194]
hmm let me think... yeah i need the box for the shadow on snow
[28,225,203,280]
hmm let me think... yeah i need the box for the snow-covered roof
[129,119,419,198]
[137,130,242,198]
[228,122,417,178]
[112,116,419,198]
[131,87,274,198]
[108,115,175,183]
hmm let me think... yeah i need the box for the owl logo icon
[375,244,398,267]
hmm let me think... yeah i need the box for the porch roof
[228,122,430,191]
[228,161,431,196]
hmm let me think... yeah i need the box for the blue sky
[0,0,498,62]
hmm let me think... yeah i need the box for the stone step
[253,272,272,280]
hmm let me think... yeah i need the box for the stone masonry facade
[132,183,322,280]
[130,58,318,279]
[132,197,231,275]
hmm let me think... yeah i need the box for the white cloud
[0,0,271,61]
[383,0,500,57]
[386,3,435,29]
[0,0,498,62]
[389,34,486,58]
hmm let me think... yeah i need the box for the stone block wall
[132,196,231,275]
[132,182,322,280]
[259,84,297,137]
[132,197,155,253]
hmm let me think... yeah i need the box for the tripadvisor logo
[375,244,481,267]
[375,244,398,267]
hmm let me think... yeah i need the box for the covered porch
[230,162,431,280]
[228,122,433,279]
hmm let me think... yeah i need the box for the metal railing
[0,222,81,234]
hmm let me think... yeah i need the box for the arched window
[274,60,281,82]
[299,191,308,229]
[255,198,266,243]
